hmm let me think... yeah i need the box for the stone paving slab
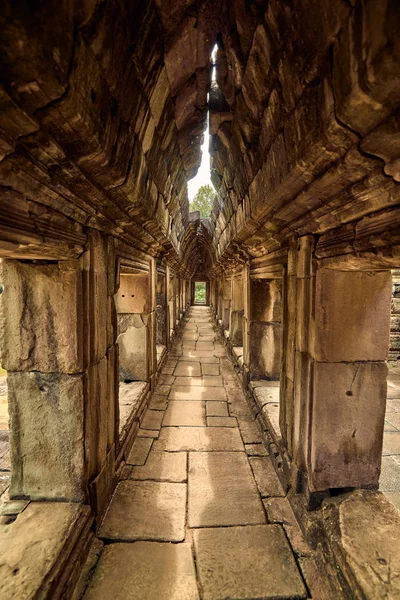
[148,393,168,410]
[126,437,153,465]
[163,401,206,427]
[141,410,164,430]
[206,401,229,417]
[174,376,223,387]
[84,542,200,600]
[156,427,244,452]
[245,443,268,456]
[249,457,285,497]
[174,362,201,377]
[201,364,220,376]
[169,386,226,401]
[193,525,307,600]
[137,429,159,439]
[130,451,187,483]
[99,480,186,542]
[207,416,237,427]
[188,452,266,527]
[196,341,215,350]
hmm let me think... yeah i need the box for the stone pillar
[230,272,244,346]
[243,263,251,382]
[307,267,392,492]
[249,277,282,379]
[166,267,175,341]
[0,230,119,508]
[222,276,231,331]
[156,269,167,347]
[149,258,157,388]
[115,272,150,382]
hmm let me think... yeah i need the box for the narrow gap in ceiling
[187,44,218,219]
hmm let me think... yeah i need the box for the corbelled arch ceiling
[0,1,399,268]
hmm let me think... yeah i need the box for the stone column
[307,267,392,492]
[149,258,157,388]
[155,269,167,347]
[0,230,119,509]
[243,263,251,383]
[230,271,244,346]
[222,276,231,331]
[249,277,282,380]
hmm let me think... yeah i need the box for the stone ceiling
[0,0,399,276]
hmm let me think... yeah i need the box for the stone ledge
[0,502,93,600]
[322,490,400,599]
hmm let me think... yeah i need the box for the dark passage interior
[0,1,400,598]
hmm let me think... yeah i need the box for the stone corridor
[81,307,320,599]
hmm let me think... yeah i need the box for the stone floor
[81,306,332,600]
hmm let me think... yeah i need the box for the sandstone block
[194,525,307,600]
[0,260,83,373]
[8,372,84,501]
[99,480,186,542]
[315,269,392,362]
[311,361,388,490]
[84,542,199,600]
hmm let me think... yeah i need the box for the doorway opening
[194,281,207,305]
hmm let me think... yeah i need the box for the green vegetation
[189,184,214,219]
[194,282,206,304]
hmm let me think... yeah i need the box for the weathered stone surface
[324,491,400,599]
[84,542,199,600]
[126,437,153,466]
[163,401,205,427]
[201,364,219,376]
[0,503,90,600]
[207,416,237,427]
[8,371,84,501]
[315,269,392,362]
[194,525,307,600]
[0,261,83,373]
[188,452,265,527]
[206,401,229,417]
[169,386,226,401]
[99,480,186,542]
[156,427,244,452]
[249,457,285,498]
[141,410,164,431]
[118,322,148,382]
[131,451,187,483]
[311,361,388,490]
[174,361,201,377]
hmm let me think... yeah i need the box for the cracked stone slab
[99,480,186,542]
[249,457,285,497]
[84,542,200,600]
[126,437,153,466]
[193,524,307,600]
[131,451,187,483]
[188,452,266,527]
[169,386,226,401]
[155,427,244,452]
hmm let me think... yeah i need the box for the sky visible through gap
[187,44,218,202]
